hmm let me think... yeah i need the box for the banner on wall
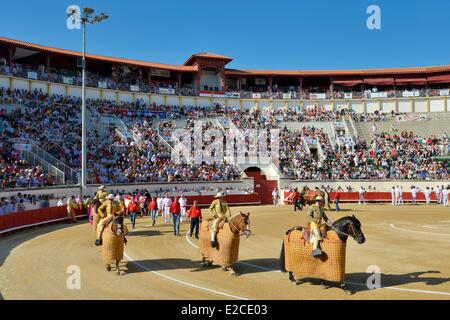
[98,81,107,89]
[63,77,73,85]
[402,90,420,97]
[397,114,428,122]
[151,68,171,78]
[252,93,261,99]
[199,91,226,98]
[439,89,450,96]
[344,93,353,99]
[282,93,291,99]
[27,71,38,80]
[254,78,266,85]
[225,92,241,98]
[130,85,140,92]
[310,93,326,100]
[158,87,176,95]
[369,92,388,98]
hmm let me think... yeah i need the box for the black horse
[280,215,365,295]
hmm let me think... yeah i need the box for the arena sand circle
[0,203,449,300]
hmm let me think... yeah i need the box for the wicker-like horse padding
[101,225,125,264]
[284,229,346,283]
[199,220,240,267]
[92,213,100,231]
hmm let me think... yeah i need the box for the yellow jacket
[94,190,108,203]
[209,199,231,218]
[97,199,113,218]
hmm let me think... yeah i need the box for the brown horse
[300,186,331,210]
[199,212,251,275]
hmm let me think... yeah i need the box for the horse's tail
[280,241,286,272]
[280,228,292,272]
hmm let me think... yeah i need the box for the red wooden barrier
[0,194,259,234]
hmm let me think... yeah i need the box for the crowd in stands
[2,58,449,100]
[0,87,449,190]
[0,193,53,215]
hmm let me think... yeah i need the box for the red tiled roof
[1,37,450,77]
[183,52,233,66]
[0,37,197,72]
[225,65,450,77]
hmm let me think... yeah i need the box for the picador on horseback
[209,191,231,248]
[95,194,127,246]
[307,195,331,257]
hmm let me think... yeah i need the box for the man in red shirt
[149,197,158,226]
[292,188,302,211]
[170,197,181,236]
[127,198,140,229]
[187,200,202,239]
[334,191,341,211]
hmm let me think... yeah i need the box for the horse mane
[332,215,361,230]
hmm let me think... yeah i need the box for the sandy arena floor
[0,203,449,300]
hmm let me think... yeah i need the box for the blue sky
[1,0,449,70]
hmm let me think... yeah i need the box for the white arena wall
[0,179,255,201]
[1,75,450,112]
[280,179,450,193]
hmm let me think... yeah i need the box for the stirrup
[95,238,102,246]
[312,248,323,258]
[211,240,217,248]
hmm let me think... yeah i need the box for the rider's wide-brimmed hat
[214,191,225,198]
[315,195,324,201]
[98,185,106,190]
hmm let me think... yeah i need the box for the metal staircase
[11,138,80,185]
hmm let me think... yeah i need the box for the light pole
[67,7,108,197]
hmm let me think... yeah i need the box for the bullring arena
[1,33,450,300]
[1,202,450,300]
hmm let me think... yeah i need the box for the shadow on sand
[123,258,221,274]
[344,270,450,292]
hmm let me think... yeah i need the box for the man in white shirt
[394,186,400,206]
[358,187,366,205]
[398,186,404,205]
[442,187,449,207]
[156,194,163,216]
[436,185,442,204]
[391,186,396,206]
[424,187,431,206]
[410,186,418,205]
[272,189,279,205]
[178,194,188,222]
[162,194,172,223]
[57,197,66,207]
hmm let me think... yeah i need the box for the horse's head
[230,212,251,237]
[111,215,124,236]
[333,215,365,244]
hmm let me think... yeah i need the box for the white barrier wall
[1,75,450,112]
[103,90,117,102]
[30,81,47,93]
[68,87,81,97]
[280,179,450,192]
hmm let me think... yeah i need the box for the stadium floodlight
[83,7,94,14]
[66,7,108,197]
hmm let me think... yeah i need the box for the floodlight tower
[67,7,108,196]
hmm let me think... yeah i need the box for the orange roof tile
[1,37,450,77]
[183,53,233,66]
[0,37,197,72]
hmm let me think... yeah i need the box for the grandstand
[0,37,449,206]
